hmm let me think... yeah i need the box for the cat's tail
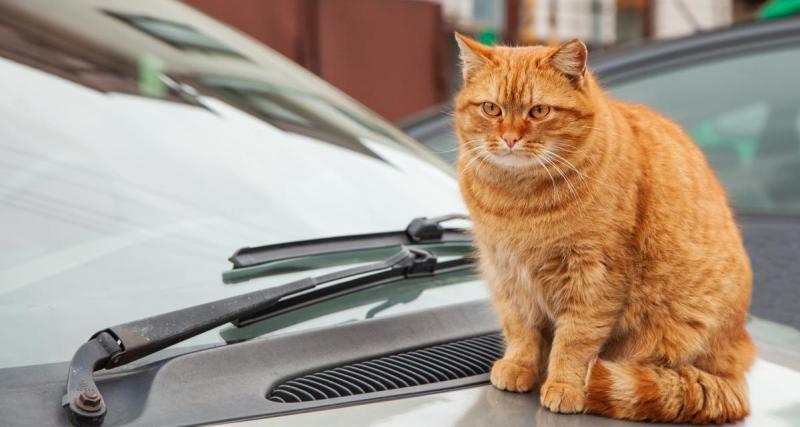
[584,359,749,424]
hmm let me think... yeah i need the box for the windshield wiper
[62,244,473,426]
[224,214,470,283]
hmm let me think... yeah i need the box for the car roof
[591,16,800,84]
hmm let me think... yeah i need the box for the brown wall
[184,0,306,61]
[183,0,448,121]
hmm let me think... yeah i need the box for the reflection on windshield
[0,12,140,97]
[196,77,390,160]
[108,11,247,58]
[0,5,405,160]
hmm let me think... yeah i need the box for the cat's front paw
[540,380,585,414]
[490,359,537,392]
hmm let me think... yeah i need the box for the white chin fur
[490,153,538,168]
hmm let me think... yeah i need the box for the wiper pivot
[61,332,120,427]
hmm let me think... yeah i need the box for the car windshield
[607,46,800,214]
[0,1,476,368]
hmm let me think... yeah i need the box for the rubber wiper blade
[62,246,453,427]
[228,214,470,270]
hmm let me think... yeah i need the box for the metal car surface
[231,317,800,427]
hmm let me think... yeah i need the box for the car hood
[231,317,800,427]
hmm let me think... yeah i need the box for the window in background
[609,47,800,214]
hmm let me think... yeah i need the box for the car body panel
[222,318,800,427]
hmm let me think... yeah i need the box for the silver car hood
[224,318,800,427]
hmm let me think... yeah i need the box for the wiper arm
[62,246,470,427]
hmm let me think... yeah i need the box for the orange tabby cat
[454,33,753,424]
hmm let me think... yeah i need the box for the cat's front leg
[540,319,610,413]
[540,258,619,414]
[491,308,545,392]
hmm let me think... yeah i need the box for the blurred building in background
[437,0,761,47]
[184,0,779,122]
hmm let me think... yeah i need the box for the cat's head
[454,34,596,171]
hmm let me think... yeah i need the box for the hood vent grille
[267,333,504,403]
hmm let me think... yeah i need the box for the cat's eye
[482,102,501,117]
[530,105,551,119]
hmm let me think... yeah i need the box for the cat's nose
[501,133,520,148]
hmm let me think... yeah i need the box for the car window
[608,47,800,214]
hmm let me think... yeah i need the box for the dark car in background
[0,2,798,427]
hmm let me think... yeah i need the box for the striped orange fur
[454,34,754,424]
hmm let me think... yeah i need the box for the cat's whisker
[547,151,588,183]
[549,143,583,155]
[461,155,480,173]
[541,156,570,204]
[461,143,485,151]
[548,152,610,208]
[548,142,593,168]
[473,153,492,174]
[548,151,609,194]
[441,143,485,155]
[475,152,491,173]
[451,144,483,157]
[429,146,461,154]
[461,149,490,175]
[457,146,486,161]
[542,152,579,204]
[460,141,488,152]
[578,125,624,139]
[535,156,559,200]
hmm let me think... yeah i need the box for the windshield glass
[0,0,472,368]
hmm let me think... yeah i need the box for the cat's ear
[454,32,493,81]
[548,38,588,84]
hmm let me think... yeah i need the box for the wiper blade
[228,214,470,270]
[230,249,472,328]
[62,245,473,427]
[223,214,471,284]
